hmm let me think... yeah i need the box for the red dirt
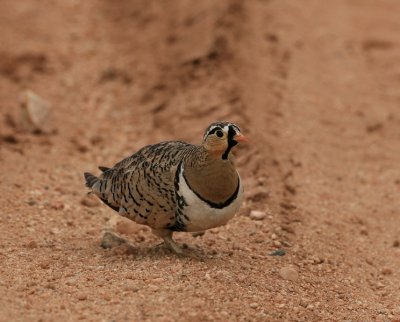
[1,1,399,321]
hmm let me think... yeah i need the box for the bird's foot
[163,241,204,262]
[152,228,203,261]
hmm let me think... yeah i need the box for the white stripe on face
[203,123,240,141]
[203,125,220,141]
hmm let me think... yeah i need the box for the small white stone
[249,211,266,220]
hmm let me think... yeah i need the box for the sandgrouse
[84,121,247,259]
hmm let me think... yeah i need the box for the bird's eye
[215,130,224,138]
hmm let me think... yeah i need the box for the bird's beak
[233,133,248,143]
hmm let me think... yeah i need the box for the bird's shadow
[92,239,209,264]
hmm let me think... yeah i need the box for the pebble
[184,285,195,292]
[269,249,285,256]
[39,260,50,269]
[81,194,100,207]
[252,237,264,243]
[153,278,164,284]
[19,90,52,134]
[279,267,299,281]
[66,278,77,286]
[51,200,64,210]
[282,241,292,247]
[76,292,87,301]
[125,272,134,280]
[299,298,309,308]
[101,232,126,249]
[249,303,258,308]
[381,267,392,275]
[100,226,115,231]
[27,241,38,249]
[148,284,159,292]
[273,240,282,248]
[360,226,368,235]
[52,272,62,279]
[265,285,275,292]
[275,294,284,303]
[50,228,61,235]
[102,293,111,301]
[116,220,141,235]
[249,211,267,220]
[124,285,139,292]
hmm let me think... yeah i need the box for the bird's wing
[88,141,195,229]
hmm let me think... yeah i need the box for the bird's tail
[83,171,119,212]
[84,172,99,194]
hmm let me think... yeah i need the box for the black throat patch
[222,126,238,161]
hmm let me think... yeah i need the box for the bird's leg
[152,229,202,261]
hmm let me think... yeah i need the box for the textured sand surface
[0,1,399,321]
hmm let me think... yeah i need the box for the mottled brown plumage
[84,121,247,259]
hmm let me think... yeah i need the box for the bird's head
[202,121,248,160]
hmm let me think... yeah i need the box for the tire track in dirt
[234,0,400,317]
[211,0,301,242]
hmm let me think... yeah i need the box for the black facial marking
[222,125,239,161]
[207,127,222,136]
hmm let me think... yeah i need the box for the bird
[84,121,247,259]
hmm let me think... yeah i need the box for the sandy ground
[1,0,400,321]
